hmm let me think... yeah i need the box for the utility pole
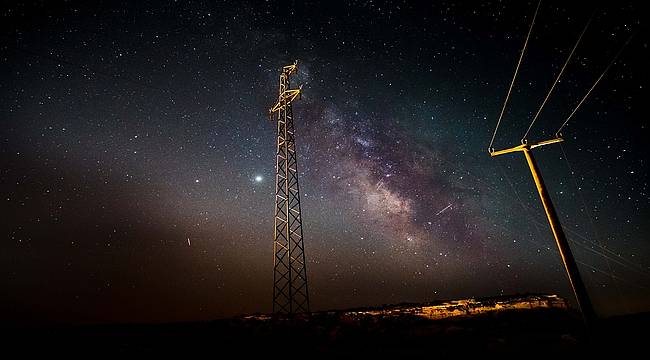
[268,61,310,314]
[491,137,596,328]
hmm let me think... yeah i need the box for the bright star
[254,175,263,182]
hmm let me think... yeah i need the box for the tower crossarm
[269,60,301,118]
[489,137,563,157]
[269,86,302,115]
[282,60,298,76]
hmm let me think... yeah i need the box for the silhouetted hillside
[4,294,646,356]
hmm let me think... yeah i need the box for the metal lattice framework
[269,61,309,314]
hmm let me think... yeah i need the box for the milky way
[299,98,486,256]
[1,1,648,324]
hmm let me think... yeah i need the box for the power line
[555,28,637,137]
[440,147,650,279]
[577,261,650,291]
[488,0,541,152]
[559,142,629,311]
[521,10,595,142]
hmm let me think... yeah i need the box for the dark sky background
[1,0,648,324]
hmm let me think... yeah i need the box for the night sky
[1,1,648,324]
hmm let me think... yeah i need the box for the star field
[1,1,648,324]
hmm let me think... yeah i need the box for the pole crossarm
[269,87,302,115]
[490,137,563,157]
[269,60,301,117]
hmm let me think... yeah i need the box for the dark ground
[3,307,647,357]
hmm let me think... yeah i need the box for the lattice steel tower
[268,61,310,314]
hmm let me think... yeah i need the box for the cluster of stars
[1,0,647,323]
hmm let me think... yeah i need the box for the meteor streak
[435,203,453,216]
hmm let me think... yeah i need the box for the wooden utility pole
[491,137,596,328]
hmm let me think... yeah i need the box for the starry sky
[1,1,648,324]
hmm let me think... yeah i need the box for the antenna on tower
[268,60,310,315]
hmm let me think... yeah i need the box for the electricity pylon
[490,137,596,327]
[268,61,310,314]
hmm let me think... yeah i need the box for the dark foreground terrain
[4,302,646,356]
